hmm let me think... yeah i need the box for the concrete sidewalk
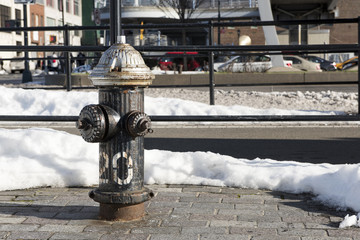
[0,185,357,240]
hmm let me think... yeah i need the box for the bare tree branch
[154,0,206,22]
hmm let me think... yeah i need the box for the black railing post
[208,21,215,105]
[65,25,72,91]
[110,0,117,44]
[22,3,32,83]
[358,16,360,114]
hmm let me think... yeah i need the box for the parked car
[336,56,358,70]
[214,55,292,73]
[159,52,203,71]
[10,59,36,73]
[301,55,337,71]
[283,55,322,72]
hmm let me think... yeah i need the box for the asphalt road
[144,124,360,165]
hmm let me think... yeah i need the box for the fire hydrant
[77,37,154,221]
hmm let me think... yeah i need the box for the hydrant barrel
[79,41,154,221]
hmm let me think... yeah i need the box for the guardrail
[0,17,359,119]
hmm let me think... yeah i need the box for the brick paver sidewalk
[0,185,358,240]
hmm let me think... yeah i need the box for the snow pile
[0,86,359,228]
[339,213,360,228]
[0,86,341,116]
[1,127,360,217]
[146,88,358,114]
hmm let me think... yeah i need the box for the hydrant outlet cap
[89,43,154,87]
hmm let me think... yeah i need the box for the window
[73,0,79,15]
[66,0,71,13]
[47,0,54,7]
[15,9,21,35]
[31,13,35,26]
[58,0,63,11]
[16,41,22,57]
[74,25,80,36]
[0,5,10,28]
[46,17,56,26]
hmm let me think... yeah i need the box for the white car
[10,59,36,73]
[214,55,292,73]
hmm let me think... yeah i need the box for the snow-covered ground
[0,86,359,228]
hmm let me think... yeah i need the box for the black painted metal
[88,87,151,205]
[0,44,357,53]
[358,17,360,114]
[21,3,32,84]
[208,21,215,105]
[1,115,360,122]
[149,115,360,122]
[64,25,72,91]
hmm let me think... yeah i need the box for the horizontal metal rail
[0,115,359,122]
[0,44,356,53]
[0,18,357,32]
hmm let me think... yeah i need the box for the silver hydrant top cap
[89,42,154,87]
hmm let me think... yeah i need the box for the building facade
[0,0,82,71]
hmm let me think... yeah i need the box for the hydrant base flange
[89,187,151,205]
[99,203,145,221]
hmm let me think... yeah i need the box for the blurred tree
[153,0,206,70]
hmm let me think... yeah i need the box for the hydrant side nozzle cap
[89,43,154,87]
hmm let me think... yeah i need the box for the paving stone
[7,231,53,240]
[190,214,236,221]
[37,224,86,233]
[327,229,360,238]
[84,225,129,234]
[182,187,221,193]
[218,209,264,216]
[305,222,338,229]
[0,186,355,240]
[235,203,277,211]
[161,219,207,227]
[131,227,181,234]
[0,224,39,231]
[50,232,103,240]
[222,196,264,204]
[150,234,199,240]
[252,236,300,240]
[200,234,250,240]
[210,220,256,228]
[0,232,8,239]
[277,229,327,237]
[301,237,352,240]
[179,197,220,203]
[192,203,234,210]
[100,233,150,240]
[53,211,99,220]
[257,221,288,229]
[181,227,228,235]
[229,227,277,236]
[23,216,69,225]
[0,217,26,224]
[148,201,190,208]
[236,213,280,222]
[172,207,215,215]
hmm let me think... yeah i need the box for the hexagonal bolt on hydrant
[77,36,154,221]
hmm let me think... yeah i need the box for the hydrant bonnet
[90,43,154,86]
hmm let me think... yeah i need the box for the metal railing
[0,17,359,122]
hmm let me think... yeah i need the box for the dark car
[301,55,337,71]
